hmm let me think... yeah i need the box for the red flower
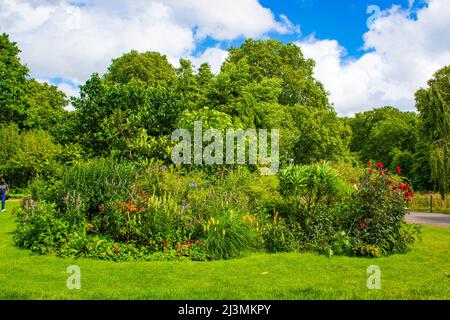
[359,222,367,231]
[376,162,383,169]
[392,186,398,191]
[388,180,393,185]
[368,161,373,167]
[369,169,374,174]
[396,167,401,174]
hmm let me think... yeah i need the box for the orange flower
[128,206,137,213]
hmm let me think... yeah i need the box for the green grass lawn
[1,200,449,300]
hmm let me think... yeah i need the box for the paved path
[406,211,450,229]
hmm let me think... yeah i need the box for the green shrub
[278,162,350,231]
[348,162,421,254]
[13,200,74,255]
[29,158,136,217]
[202,208,260,260]
[95,193,195,247]
[261,211,298,253]
[0,125,62,187]
[14,159,420,261]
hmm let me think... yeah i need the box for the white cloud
[298,0,450,115]
[164,0,299,40]
[189,47,229,74]
[0,0,297,85]
[57,82,80,98]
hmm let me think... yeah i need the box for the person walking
[0,178,9,212]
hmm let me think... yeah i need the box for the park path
[406,211,450,229]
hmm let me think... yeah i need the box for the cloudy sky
[1,0,449,115]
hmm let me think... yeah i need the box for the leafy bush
[13,200,74,255]
[261,211,298,253]
[202,208,261,260]
[30,158,136,215]
[278,162,350,229]
[14,159,420,261]
[347,162,421,255]
[0,125,62,187]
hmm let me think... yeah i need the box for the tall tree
[226,39,329,108]
[23,80,68,130]
[416,66,450,199]
[347,106,419,175]
[105,50,177,87]
[0,33,29,125]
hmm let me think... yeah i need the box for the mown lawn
[1,201,449,300]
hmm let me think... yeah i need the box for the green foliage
[261,213,297,253]
[177,107,238,132]
[30,158,136,216]
[278,162,348,206]
[330,160,364,185]
[22,80,68,130]
[227,39,329,108]
[105,50,177,87]
[347,163,421,255]
[0,125,62,187]
[72,75,184,159]
[4,34,425,261]
[290,106,352,164]
[13,201,74,255]
[0,33,29,125]
[348,106,419,170]
[415,66,450,199]
[0,34,68,130]
[202,209,260,260]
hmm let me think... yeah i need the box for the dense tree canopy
[0,33,30,125]
[348,107,419,175]
[68,39,348,166]
[227,39,329,108]
[105,50,177,87]
[0,33,68,130]
[1,31,447,193]
[415,66,450,199]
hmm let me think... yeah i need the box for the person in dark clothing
[0,177,9,212]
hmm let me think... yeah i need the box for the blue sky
[196,0,428,59]
[1,0,448,115]
[261,0,427,57]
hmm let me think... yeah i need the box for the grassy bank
[1,201,449,300]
